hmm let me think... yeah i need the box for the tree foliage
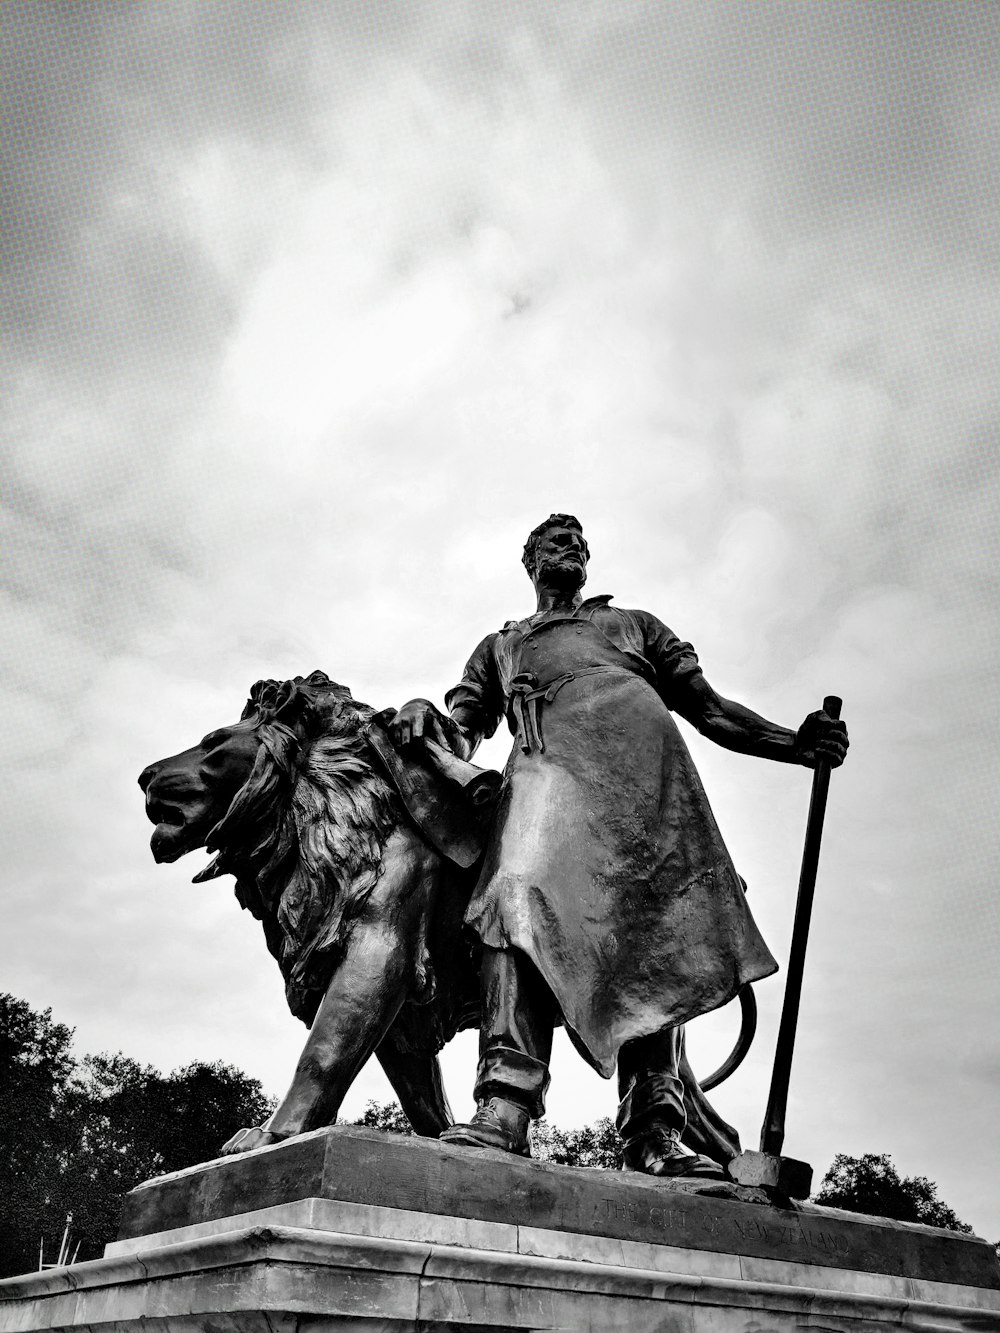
[0,995,77,1277]
[353,1099,415,1135]
[813,1153,973,1233]
[0,994,274,1277]
[530,1116,623,1169]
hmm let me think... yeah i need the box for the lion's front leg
[236,833,437,1150]
[265,920,411,1140]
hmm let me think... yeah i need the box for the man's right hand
[390,698,466,756]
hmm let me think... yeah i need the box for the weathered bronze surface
[139,517,848,1179]
[139,672,497,1151]
[393,515,848,1175]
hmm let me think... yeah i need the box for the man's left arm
[635,610,848,769]
[672,674,849,769]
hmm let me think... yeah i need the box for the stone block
[3,1223,999,1331]
[117,1127,1000,1292]
[727,1148,813,1198]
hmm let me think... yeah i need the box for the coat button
[575,625,583,634]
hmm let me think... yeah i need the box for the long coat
[446,595,777,1078]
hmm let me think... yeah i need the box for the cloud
[2,0,998,1236]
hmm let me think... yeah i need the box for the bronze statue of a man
[392,515,848,1177]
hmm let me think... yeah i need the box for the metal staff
[760,695,842,1157]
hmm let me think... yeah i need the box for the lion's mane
[208,672,400,1025]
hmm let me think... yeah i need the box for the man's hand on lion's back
[390,698,465,756]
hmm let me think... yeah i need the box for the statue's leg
[263,918,414,1139]
[440,946,554,1155]
[617,1027,725,1179]
[221,918,414,1157]
[221,835,449,1156]
[676,1028,742,1164]
[375,1033,454,1138]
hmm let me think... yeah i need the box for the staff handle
[760,695,842,1157]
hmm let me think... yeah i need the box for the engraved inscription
[602,1198,688,1234]
[803,1226,852,1255]
[600,1196,855,1260]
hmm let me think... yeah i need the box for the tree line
[0,994,274,1275]
[0,993,986,1277]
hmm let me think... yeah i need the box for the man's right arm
[390,698,475,760]
[390,633,502,761]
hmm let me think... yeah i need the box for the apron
[465,615,777,1077]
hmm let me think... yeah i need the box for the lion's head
[139,672,357,866]
[139,670,400,1021]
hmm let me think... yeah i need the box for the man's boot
[441,947,553,1157]
[621,1123,725,1179]
[440,1093,531,1156]
[618,1027,725,1180]
[441,1041,548,1155]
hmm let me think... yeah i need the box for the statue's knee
[296,1048,335,1086]
[347,920,413,990]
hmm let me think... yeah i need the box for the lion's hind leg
[376,1030,453,1138]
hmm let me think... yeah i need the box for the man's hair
[522,514,589,579]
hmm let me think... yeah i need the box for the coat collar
[500,595,614,634]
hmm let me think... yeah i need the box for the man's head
[522,514,589,592]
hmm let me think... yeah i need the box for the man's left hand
[793,709,849,768]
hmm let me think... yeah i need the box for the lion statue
[138,670,497,1154]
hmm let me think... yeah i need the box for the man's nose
[138,763,158,792]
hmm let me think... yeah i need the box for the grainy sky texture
[2,1,998,1237]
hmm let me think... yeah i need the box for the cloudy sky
[3,1,998,1238]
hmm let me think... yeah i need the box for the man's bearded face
[533,525,588,591]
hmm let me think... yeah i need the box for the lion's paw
[220,1125,281,1156]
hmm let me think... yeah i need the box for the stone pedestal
[2,1126,998,1331]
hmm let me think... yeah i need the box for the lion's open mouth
[150,823,196,863]
[146,798,184,829]
[146,799,201,864]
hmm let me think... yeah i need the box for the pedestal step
[1,1127,997,1332]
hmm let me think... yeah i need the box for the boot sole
[439,1128,531,1157]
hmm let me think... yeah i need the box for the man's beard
[537,556,587,593]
